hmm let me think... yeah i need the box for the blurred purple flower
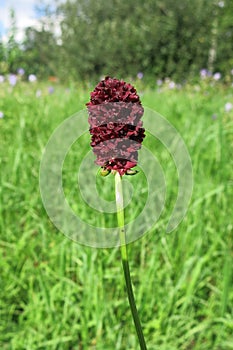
[17,68,25,76]
[200,69,212,78]
[48,86,54,94]
[28,74,37,82]
[200,69,207,78]
[137,72,144,79]
[168,81,176,89]
[0,75,5,83]
[225,102,233,112]
[0,111,4,118]
[156,79,163,86]
[212,114,217,120]
[8,74,17,86]
[213,72,221,81]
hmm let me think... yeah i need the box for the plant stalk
[115,171,147,350]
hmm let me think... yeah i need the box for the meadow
[0,78,233,350]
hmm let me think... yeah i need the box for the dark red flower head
[86,76,145,175]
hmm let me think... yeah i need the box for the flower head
[200,69,212,79]
[87,76,145,175]
[48,86,55,94]
[213,72,221,81]
[28,74,37,82]
[137,72,144,80]
[17,68,25,76]
[225,102,233,112]
[168,81,176,89]
[218,1,224,7]
[8,74,17,86]
[0,111,4,119]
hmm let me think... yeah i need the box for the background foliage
[0,80,233,349]
[0,0,233,81]
[0,1,233,349]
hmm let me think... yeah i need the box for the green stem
[115,171,147,350]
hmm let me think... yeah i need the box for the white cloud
[0,0,38,42]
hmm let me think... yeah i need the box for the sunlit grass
[0,81,232,349]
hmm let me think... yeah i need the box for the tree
[215,0,233,74]
[2,0,231,80]
[57,0,216,81]
[22,25,58,77]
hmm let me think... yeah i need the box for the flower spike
[87,77,145,175]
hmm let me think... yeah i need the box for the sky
[0,0,38,42]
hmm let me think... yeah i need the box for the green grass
[0,81,233,350]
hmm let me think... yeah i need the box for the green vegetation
[0,80,232,349]
[0,0,233,80]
